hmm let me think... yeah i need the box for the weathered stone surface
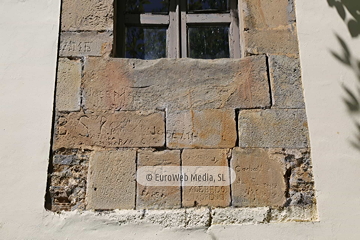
[137,150,181,209]
[54,111,165,149]
[105,210,145,226]
[212,207,270,225]
[48,152,89,212]
[239,109,309,148]
[144,209,186,228]
[56,58,81,112]
[86,150,136,210]
[282,149,315,206]
[185,208,211,228]
[167,109,236,149]
[244,28,299,56]
[59,32,113,57]
[82,208,210,228]
[269,55,305,108]
[83,56,270,112]
[61,0,113,31]
[270,205,317,222]
[182,149,231,207]
[231,148,287,207]
[241,0,295,29]
[288,0,296,24]
[104,208,210,228]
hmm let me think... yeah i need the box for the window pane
[188,26,229,59]
[126,0,169,13]
[126,27,167,59]
[187,0,228,12]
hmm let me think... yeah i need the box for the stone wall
[46,0,316,223]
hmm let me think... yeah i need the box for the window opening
[115,0,240,59]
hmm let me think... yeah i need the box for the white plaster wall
[0,0,360,239]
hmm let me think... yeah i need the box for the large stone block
[86,150,136,210]
[54,111,165,149]
[244,28,299,56]
[269,55,305,108]
[231,148,286,207]
[241,0,295,29]
[56,58,81,112]
[59,32,113,57]
[239,109,309,148]
[182,149,231,207]
[167,109,236,149]
[82,56,270,112]
[137,150,181,209]
[61,0,113,31]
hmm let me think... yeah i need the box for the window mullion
[229,0,241,58]
[180,0,187,58]
[168,0,180,58]
[116,0,241,59]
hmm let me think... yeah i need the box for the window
[114,0,240,59]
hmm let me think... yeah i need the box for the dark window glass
[188,26,229,59]
[126,27,167,59]
[126,0,169,13]
[187,0,228,12]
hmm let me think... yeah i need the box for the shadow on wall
[328,0,360,151]
[328,0,360,37]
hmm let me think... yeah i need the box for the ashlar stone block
[54,111,165,149]
[61,0,113,31]
[137,150,181,209]
[59,32,113,57]
[231,148,286,207]
[244,28,299,56]
[56,58,81,112]
[241,0,296,29]
[182,149,231,207]
[269,55,305,108]
[82,56,270,112]
[86,150,136,210]
[239,109,309,148]
[167,109,236,149]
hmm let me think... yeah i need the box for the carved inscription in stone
[59,32,113,57]
[137,150,181,209]
[231,148,286,207]
[61,41,91,53]
[166,109,236,149]
[82,56,271,112]
[54,111,165,149]
[182,149,231,207]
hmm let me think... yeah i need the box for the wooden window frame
[115,0,241,59]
